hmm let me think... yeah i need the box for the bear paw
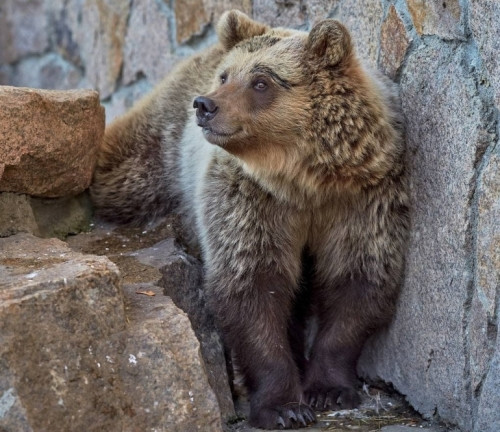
[249,403,316,430]
[305,385,360,411]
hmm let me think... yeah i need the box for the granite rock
[0,0,49,64]
[475,317,500,432]
[30,193,93,238]
[0,193,39,238]
[253,0,307,29]
[304,0,340,27]
[110,285,224,432]
[379,5,411,79]
[0,65,12,86]
[66,224,234,423]
[12,53,82,90]
[47,0,84,67]
[0,233,224,432]
[0,233,124,432]
[359,40,489,432]
[0,87,104,197]
[406,0,465,40]
[79,0,130,98]
[470,148,500,432]
[335,0,384,66]
[176,0,211,44]
[123,0,174,86]
[469,0,500,108]
[175,0,252,44]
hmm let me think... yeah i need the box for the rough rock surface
[379,5,411,79]
[0,87,104,197]
[0,192,92,239]
[0,193,38,238]
[0,232,223,432]
[305,0,340,26]
[0,0,49,64]
[79,0,130,99]
[176,0,252,44]
[472,148,500,432]
[11,53,82,90]
[253,0,306,28]
[122,0,174,86]
[108,285,224,432]
[11,53,82,91]
[475,326,500,432]
[406,0,465,39]
[359,38,499,432]
[159,246,235,421]
[335,0,383,66]
[0,234,125,432]
[469,0,500,108]
[66,218,234,422]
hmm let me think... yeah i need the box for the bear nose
[193,96,218,123]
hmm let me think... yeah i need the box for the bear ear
[306,20,353,66]
[216,10,269,51]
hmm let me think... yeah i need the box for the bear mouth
[202,126,243,146]
[202,126,240,137]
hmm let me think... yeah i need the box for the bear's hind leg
[304,277,394,411]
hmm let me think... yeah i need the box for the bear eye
[253,80,268,91]
[220,73,227,84]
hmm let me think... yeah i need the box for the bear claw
[305,386,360,411]
[250,403,316,429]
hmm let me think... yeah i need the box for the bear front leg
[207,271,315,429]
[304,277,397,411]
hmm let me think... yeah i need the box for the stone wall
[1,1,498,431]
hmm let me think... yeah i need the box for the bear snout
[193,96,219,125]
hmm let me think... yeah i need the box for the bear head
[194,10,398,201]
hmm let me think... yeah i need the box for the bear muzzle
[193,94,244,146]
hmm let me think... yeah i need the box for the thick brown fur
[91,11,409,430]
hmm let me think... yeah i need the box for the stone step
[0,232,224,432]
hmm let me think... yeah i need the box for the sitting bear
[91,10,409,430]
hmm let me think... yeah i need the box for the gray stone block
[12,53,82,90]
[0,0,49,64]
[0,193,39,238]
[359,39,495,431]
[122,0,174,86]
[470,0,500,108]
[475,322,500,432]
[335,0,384,66]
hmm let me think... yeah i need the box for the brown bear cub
[91,10,409,430]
